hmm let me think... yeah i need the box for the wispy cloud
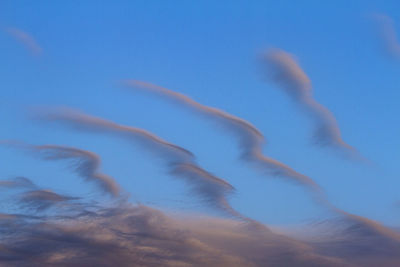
[170,163,245,219]
[120,80,390,243]
[0,202,399,266]
[38,108,194,164]
[0,177,36,190]
[19,189,78,211]
[122,80,322,196]
[3,27,42,56]
[2,141,121,198]
[371,14,400,59]
[34,108,246,220]
[262,49,358,156]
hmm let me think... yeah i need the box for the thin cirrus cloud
[37,107,194,164]
[262,49,358,156]
[34,108,247,220]
[32,107,394,246]
[122,80,322,196]
[1,141,121,198]
[371,13,400,60]
[170,163,247,220]
[0,176,36,190]
[3,27,42,56]
[119,80,400,245]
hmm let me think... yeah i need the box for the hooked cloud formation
[0,105,397,267]
[120,80,398,248]
[34,109,245,220]
[38,108,194,164]
[3,27,42,56]
[1,5,397,265]
[2,141,121,198]
[123,80,322,196]
[170,163,244,220]
[262,49,357,155]
[372,14,400,59]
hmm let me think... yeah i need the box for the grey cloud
[120,80,387,243]
[19,189,78,211]
[0,204,354,267]
[34,109,246,220]
[262,49,358,155]
[302,212,400,267]
[2,203,400,266]
[37,108,194,164]
[170,163,243,219]
[2,141,121,198]
[123,80,323,195]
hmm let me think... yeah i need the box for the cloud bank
[1,200,399,267]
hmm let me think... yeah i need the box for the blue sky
[1,0,399,229]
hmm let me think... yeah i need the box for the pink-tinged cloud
[2,141,121,198]
[170,163,246,220]
[38,108,194,163]
[19,189,78,211]
[121,80,388,241]
[1,202,400,266]
[0,177,36,189]
[263,49,358,155]
[123,80,322,196]
[35,108,247,220]
[4,27,42,56]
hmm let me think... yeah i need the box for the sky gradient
[1,1,400,266]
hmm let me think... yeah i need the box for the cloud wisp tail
[123,80,323,197]
[262,49,359,156]
[34,109,248,221]
[1,141,121,198]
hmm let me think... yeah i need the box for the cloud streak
[372,14,400,59]
[18,189,78,211]
[170,163,244,219]
[122,80,322,196]
[262,49,357,155]
[34,109,246,220]
[120,80,391,243]
[4,27,42,56]
[0,177,36,190]
[39,108,194,164]
[2,141,121,198]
